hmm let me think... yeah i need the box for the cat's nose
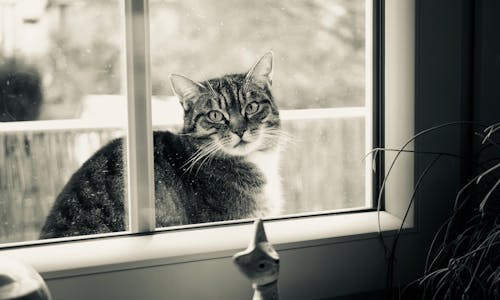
[233,128,246,138]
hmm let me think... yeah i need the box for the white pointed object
[233,219,280,300]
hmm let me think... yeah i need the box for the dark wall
[471,0,500,176]
[473,0,500,126]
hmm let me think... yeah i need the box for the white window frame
[0,1,419,299]
[123,0,156,233]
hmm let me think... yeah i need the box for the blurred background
[0,0,368,243]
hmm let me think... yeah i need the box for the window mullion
[124,0,155,233]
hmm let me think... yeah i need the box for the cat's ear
[245,51,273,90]
[169,74,206,110]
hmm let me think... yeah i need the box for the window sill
[1,211,407,280]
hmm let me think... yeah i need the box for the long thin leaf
[479,178,500,215]
[476,162,500,183]
[387,154,442,291]
[482,121,500,144]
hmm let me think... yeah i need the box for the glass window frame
[0,0,389,247]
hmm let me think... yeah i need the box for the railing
[0,107,367,243]
[0,107,366,132]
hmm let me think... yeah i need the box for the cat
[40,52,284,239]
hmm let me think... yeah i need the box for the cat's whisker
[185,150,215,174]
[184,139,219,163]
[184,141,222,174]
[195,144,223,175]
[204,80,218,98]
[263,127,293,138]
[269,129,296,141]
[186,154,210,174]
[206,149,219,167]
[176,132,195,136]
[264,137,295,151]
[261,129,298,149]
[193,140,227,175]
[183,144,213,171]
[219,136,234,147]
[183,147,207,169]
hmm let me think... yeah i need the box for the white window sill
[1,211,406,280]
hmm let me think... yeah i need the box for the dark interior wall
[473,0,500,126]
[470,0,500,177]
[414,0,473,224]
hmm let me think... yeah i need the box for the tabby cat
[40,52,283,239]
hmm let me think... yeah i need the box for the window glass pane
[0,1,126,244]
[149,0,369,228]
[150,0,365,109]
[282,117,366,213]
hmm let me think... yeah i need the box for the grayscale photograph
[0,0,498,299]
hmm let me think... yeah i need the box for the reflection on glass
[0,1,126,244]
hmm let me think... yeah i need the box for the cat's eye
[206,110,224,123]
[245,102,260,115]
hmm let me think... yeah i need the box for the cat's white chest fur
[246,150,282,217]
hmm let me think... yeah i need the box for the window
[0,0,375,245]
[0,1,428,299]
